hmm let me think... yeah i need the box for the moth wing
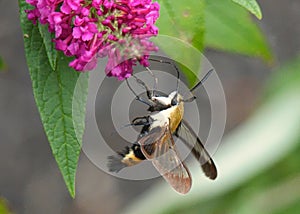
[175,120,217,180]
[138,124,192,194]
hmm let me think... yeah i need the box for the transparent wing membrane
[139,124,192,194]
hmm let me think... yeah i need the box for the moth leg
[126,78,153,107]
[131,116,152,126]
[107,117,151,173]
[132,75,154,100]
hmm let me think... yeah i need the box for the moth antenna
[131,74,154,100]
[126,78,137,96]
[190,68,214,93]
[126,78,152,106]
[182,68,214,102]
[148,57,180,96]
[110,117,151,137]
[146,67,158,96]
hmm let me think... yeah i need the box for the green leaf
[157,0,205,50]
[156,0,205,85]
[38,24,57,70]
[232,0,262,20]
[205,0,272,61]
[151,35,202,86]
[18,1,89,197]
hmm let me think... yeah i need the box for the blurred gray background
[0,0,299,213]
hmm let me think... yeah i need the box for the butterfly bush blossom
[25,0,160,80]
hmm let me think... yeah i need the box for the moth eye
[171,98,177,106]
[152,97,158,101]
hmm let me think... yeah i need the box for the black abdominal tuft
[117,146,130,157]
[107,155,127,172]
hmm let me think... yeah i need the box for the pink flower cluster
[25,0,160,80]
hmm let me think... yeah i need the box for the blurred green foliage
[0,56,7,72]
[205,0,272,61]
[163,56,300,214]
[165,141,300,214]
[264,56,300,100]
[155,0,271,86]
[0,198,12,214]
[155,0,204,85]
[157,0,205,50]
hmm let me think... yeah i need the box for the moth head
[169,91,183,106]
[151,91,183,107]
